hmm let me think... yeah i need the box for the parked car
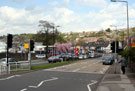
[67,53,78,60]
[0,58,20,68]
[89,51,95,58]
[84,55,88,59]
[36,54,46,58]
[95,53,102,58]
[79,55,84,59]
[48,55,62,63]
[71,54,79,60]
[61,53,70,61]
[102,56,113,65]
[108,54,115,62]
[0,58,17,64]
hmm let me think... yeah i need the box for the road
[0,57,110,91]
[45,58,110,74]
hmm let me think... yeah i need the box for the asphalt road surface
[0,58,110,91]
[45,58,110,74]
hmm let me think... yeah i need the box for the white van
[36,54,46,58]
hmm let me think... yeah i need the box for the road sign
[24,43,29,49]
[131,43,135,47]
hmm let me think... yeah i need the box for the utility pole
[28,40,31,70]
[6,34,13,74]
[28,40,34,70]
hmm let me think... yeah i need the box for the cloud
[48,0,70,8]
[0,6,44,35]
[0,1,135,35]
[75,0,108,8]
[8,0,28,4]
[101,20,117,29]
[99,3,135,29]
[61,0,70,7]
[48,1,59,6]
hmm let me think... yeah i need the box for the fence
[0,61,30,75]
[0,64,9,75]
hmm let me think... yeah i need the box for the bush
[119,49,129,60]
[120,47,135,62]
[129,47,135,62]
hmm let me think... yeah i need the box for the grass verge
[31,60,79,70]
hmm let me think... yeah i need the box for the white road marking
[87,80,98,91]
[72,69,80,72]
[0,75,21,81]
[20,88,27,91]
[20,77,58,91]
[45,60,101,73]
[100,66,110,73]
[99,71,103,74]
[29,77,58,88]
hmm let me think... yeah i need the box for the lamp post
[54,25,60,55]
[111,0,130,49]
[52,26,55,56]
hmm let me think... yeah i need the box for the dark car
[71,54,79,60]
[61,53,70,61]
[0,58,17,64]
[0,58,20,68]
[102,57,113,65]
[48,55,62,63]
[108,54,115,63]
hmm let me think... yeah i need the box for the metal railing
[0,61,30,75]
[0,64,8,75]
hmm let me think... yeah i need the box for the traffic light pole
[6,44,9,74]
[6,34,13,74]
[28,40,31,70]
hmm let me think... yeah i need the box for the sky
[0,0,135,35]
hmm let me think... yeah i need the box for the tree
[105,28,111,32]
[97,30,104,37]
[38,20,53,58]
[119,31,126,40]
[56,43,72,53]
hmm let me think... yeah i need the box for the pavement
[96,60,135,91]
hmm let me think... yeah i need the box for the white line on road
[44,60,101,73]
[101,66,110,73]
[20,88,27,91]
[29,77,58,88]
[87,80,98,91]
[20,77,58,91]
[72,69,80,72]
[72,61,101,72]
[0,75,21,81]
[99,71,103,74]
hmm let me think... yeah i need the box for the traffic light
[7,34,13,48]
[111,41,115,53]
[30,40,34,51]
[111,41,119,53]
